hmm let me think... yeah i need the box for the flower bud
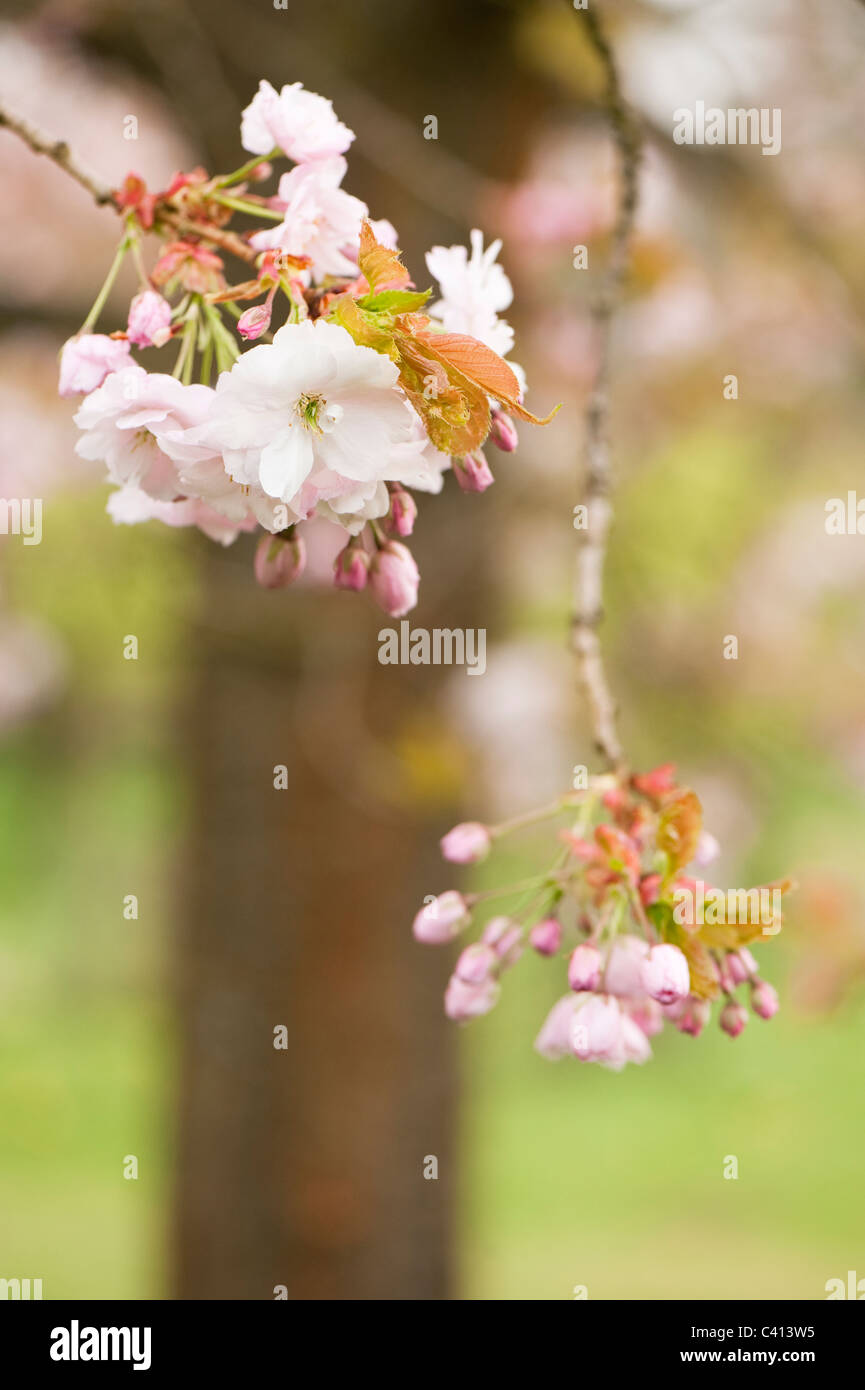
[535,995,581,1059]
[665,995,710,1037]
[694,830,721,866]
[412,891,470,944]
[481,916,514,948]
[445,973,500,1021]
[440,821,490,864]
[726,948,757,985]
[750,980,779,1020]
[529,917,562,956]
[127,290,173,348]
[639,873,662,906]
[489,409,518,452]
[58,334,132,397]
[603,935,649,998]
[333,541,370,592]
[454,942,497,984]
[237,301,273,342]
[369,541,419,617]
[568,942,602,991]
[454,450,494,493]
[570,994,625,1065]
[383,486,417,538]
[720,999,748,1038]
[640,943,690,1005]
[254,531,305,589]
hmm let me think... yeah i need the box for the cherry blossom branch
[0,102,114,206]
[571,6,642,775]
[0,101,259,266]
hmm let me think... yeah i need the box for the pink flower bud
[237,301,273,341]
[568,942,602,991]
[58,334,132,397]
[481,916,514,947]
[369,541,420,617]
[535,995,581,1059]
[603,935,649,998]
[440,821,490,864]
[694,830,721,866]
[640,943,690,1005]
[454,942,497,984]
[249,161,273,182]
[639,873,662,906]
[726,948,757,985]
[384,486,417,538]
[333,542,370,591]
[489,409,518,452]
[625,998,664,1037]
[570,994,625,1065]
[665,995,710,1037]
[751,980,779,1020]
[445,973,500,1021]
[529,917,562,956]
[720,1000,748,1038]
[127,290,173,348]
[412,891,470,944]
[254,531,305,588]
[454,450,494,493]
[621,1014,652,1065]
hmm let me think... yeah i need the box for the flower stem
[213,149,281,189]
[80,235,129,334]
[209,192,284,222]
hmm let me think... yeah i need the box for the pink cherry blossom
[73,366,212,500]
[240,79,354,162]
[107,484,253,545]
[250,158,366,280]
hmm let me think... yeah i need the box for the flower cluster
[413,764,791,1070]
[58,80,557,615]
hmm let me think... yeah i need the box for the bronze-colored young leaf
[657,790,703,874]
[358,218,411,294]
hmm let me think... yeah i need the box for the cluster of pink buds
[55,80,558,617]
[413,764,790,1070]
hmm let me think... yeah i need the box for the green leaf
[358,288,431,314]
[326,293,398,359]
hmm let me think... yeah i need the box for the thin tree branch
[571,5,642,774]
[0,103,114,206]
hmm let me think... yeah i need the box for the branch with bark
[0,105,114,206]
[571,6,642,774]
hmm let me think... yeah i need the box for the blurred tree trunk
[175,557,459,1299]
[81,0,551,1299]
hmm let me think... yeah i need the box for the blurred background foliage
[1,0,864,1299]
